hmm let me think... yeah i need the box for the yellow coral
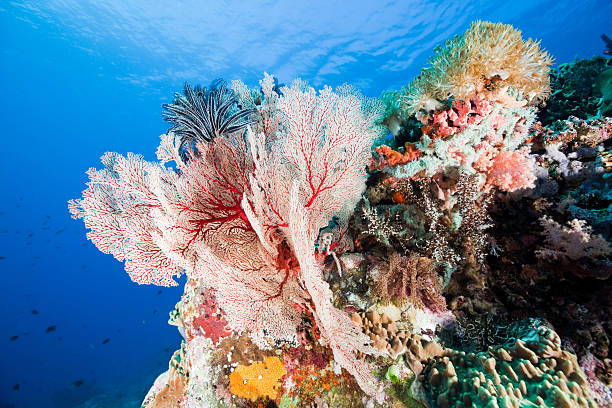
[404,21,553,113]
[229,356,287,402]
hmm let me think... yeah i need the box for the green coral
[540,57,612,124]
[414,320,596,408]
[596,67,612,116]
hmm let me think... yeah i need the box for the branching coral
[390,173,492,266]
[358,198,409,250]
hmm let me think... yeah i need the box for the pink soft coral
[480,146,536,192]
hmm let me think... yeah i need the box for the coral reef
[69,21,611,408]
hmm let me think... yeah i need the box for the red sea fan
[71,77,385,396]
[152,132,257,268]
[242,80,383,395]
[68,151,183,286]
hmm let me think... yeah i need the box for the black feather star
[162,79,254,159]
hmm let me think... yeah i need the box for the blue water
[0,1,610,407]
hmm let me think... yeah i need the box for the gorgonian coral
[70,74,382,396]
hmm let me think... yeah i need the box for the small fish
[0,256,5,260]
[163,347,170,353]
[31,309,39,315]
[45,325,56,333]
[603,33,612,55]
[55,228,65,235]
[102,338,110,344]
[12,384,19,391]
[81,265,87,270]
[27,233,33,238]
[153,309,158,314]
[72,380,84,387]
[157,290,162,295]
[10,335,18,341]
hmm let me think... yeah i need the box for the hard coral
[415,322,597,408]
[351,310,445,371]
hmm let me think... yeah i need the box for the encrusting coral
[229,356,287,402]
[69,20,610,408]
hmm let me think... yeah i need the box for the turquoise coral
[413,321,596,408]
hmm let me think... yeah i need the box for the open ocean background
[0,1,611,406]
